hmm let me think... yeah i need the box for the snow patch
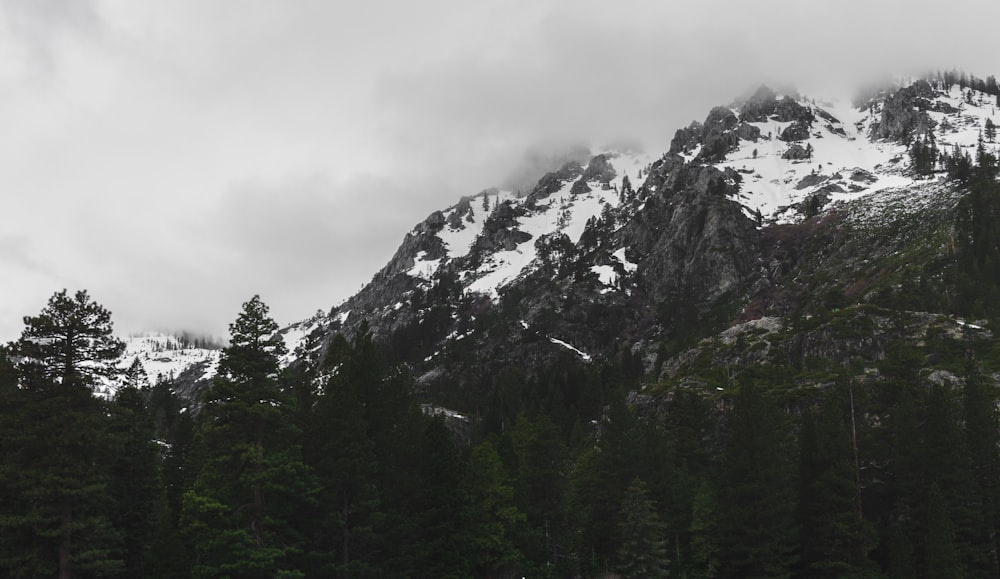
[549,337,592,362]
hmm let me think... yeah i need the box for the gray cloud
[2,1,999,341]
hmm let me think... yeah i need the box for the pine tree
[108,382,181,578]
[182,295,316,578]
[511,414,569,568]
[408,418,467,578]
[718,375,797,578]
[302,331,383,577]
[617,478,670,579]
[986,118,997,143]
[688,480,719,579]
[924,484,962,579]
[797,390,875,578]
[13,289,125,391]
[123,357,150,390]
[0,289,125,579]
[963,362,1000,575]
[463,441,525,577]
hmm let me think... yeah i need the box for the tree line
[1,287,999,578]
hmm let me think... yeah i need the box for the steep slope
[93,333,222,399]
[269,76,1000,417]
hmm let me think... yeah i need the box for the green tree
[963,362,1000,575]
[182,295,315,578]
[617,478,670,579]
[688,480,719,579]
[302,332,383,578]
[511,413,569,569]
[797,389,875,578]
[924,484,962,579]
[463,441,525,578]
[0,289,125,579]
[718,375,797,578]
[108,382,182,578]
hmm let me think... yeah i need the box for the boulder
[582,154,617,184]
[779,121,811,142]
[570,177,592,195]
[782,144,810,160]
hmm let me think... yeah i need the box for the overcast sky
[2,0,998,342]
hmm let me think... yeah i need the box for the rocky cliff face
[619,159,761,306]
[238,77,1000,418]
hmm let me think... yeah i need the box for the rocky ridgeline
[159,78,997,413]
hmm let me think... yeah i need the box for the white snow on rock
[549,337,592,362]
[716,82,1000,224]
[463,151,653,298]
[612,247,638,272]
[437,190,516,259]
[91,333,223,398]
[591,264,618,287]
[408,251,442,280]
[278,319,322,367]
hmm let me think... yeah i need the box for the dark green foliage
[796,387,874,577]
[617,478,670,579]
[924,484,962,579]
[0,289,126,579]
[182,295,316,578]
[0,345,17,391]
[688,481,719,579]
[108,384,188,578]
[462,441,525,577]
[718,375,797,578]
[909,135,937,176]
[963,362,1000,575]
[0,258,1000,579]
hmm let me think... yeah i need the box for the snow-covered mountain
[92,333,223,399]
[167,75,1000,408]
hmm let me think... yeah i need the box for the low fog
[2,0,998,340]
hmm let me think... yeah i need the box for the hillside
[260,77,998,419]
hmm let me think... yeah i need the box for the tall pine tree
[182,295,316,578]
[0,289,125,579]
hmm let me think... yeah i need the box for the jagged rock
[696,107,741,163]
[738,86,815,124]
[621,162,761,305]
[582,154,616,183]
[816,183,845,195]
[736,122,762,142]
[446,199,473,229]
[932,101,959,114]
[850,168,877,183]
[773,96,815,123]
[273,77,999,433]
[795,173,827,190]
[782,144,809,160]
[667,107,746,163]
[870,80,938,142]
[668,121,705,156]
[532,161,584,198]
[416,210,446,233]
[738,86,779,122]
[815,108,841,124]
[470,200,532,255]
[826,123,847,136]
[779,120,811,142]
[570,177,592,195]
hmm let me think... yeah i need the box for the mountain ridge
[150,75,1000,416]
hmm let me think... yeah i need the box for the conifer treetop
[13,289,125,391]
